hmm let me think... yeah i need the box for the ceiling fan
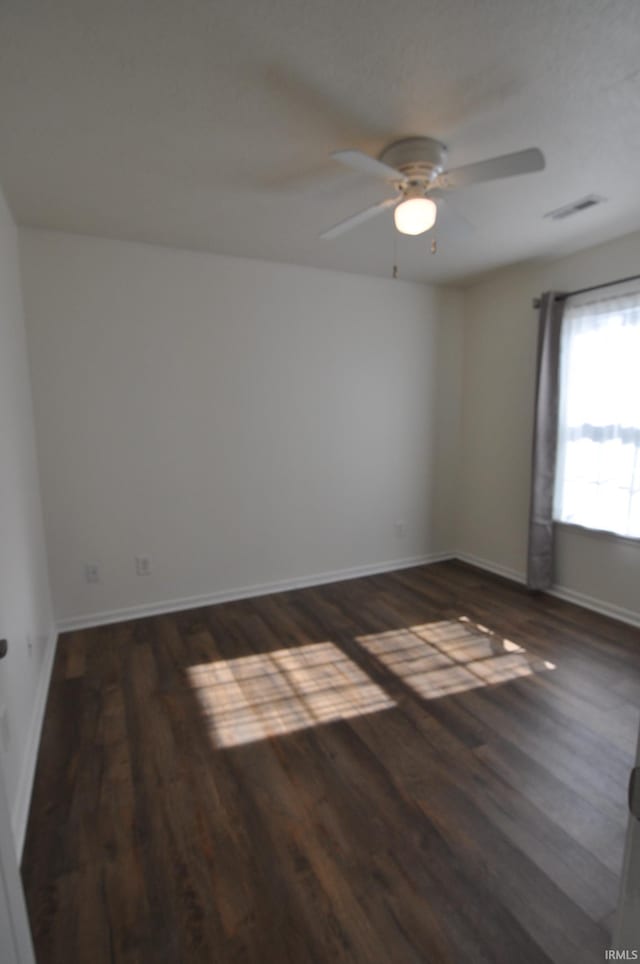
[320,136,545,239]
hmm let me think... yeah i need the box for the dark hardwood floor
[22,561,640,963]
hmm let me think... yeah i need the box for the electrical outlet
[135,555,151,576]
[394,521,406,538]
[85,563,100,584]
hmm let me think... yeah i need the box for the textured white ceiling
[1,0,639,284]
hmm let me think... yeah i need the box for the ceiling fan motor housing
[379,137,447,186]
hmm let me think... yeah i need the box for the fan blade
[429,190,477,233]
[437,147,545,189]
[320,197,397,239]
[330,149,403,181]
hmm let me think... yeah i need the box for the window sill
[553,520,640,549]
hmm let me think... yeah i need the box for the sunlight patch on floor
[356,618,555,699]
[187,642,395,748]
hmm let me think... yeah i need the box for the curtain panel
[527,291,566,590]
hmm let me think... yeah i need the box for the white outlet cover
[84,563,100,583]
[135,556,151,575]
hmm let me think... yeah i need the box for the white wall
[18,222,640,636]
[459,229,640,624]
[0,194,55,851]
[20,230,463,626]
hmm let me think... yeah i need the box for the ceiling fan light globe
[394,197,437,235]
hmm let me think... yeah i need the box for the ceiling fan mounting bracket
[400,179,433,199]
[379,137,447,185]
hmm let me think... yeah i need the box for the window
[553,284,640,538]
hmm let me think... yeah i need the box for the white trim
[56,553,454,632]
[454,551,640,629]
[454,551,525,585]
[58,547,640,634]
[545,585,640,629]
[12,629,58,860]
[554,520,640,550]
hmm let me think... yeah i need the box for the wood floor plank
[22,561,640,963]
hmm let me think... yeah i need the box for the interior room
[0,1,639,962]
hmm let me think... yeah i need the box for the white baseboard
[12,628,58,860]
[545,584,640,629]
[57,552,454,633]
[454,550,640,629]
[57,544,640,640]
[454,551,525,586]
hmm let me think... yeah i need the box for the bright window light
[554,286,640,538]
[187,642,395,749]
[356,618,553,700]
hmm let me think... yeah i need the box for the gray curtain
[526,291,566,590]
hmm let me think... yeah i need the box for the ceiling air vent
[544,195,606,221]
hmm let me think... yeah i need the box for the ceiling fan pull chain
[431,234,437,255]
[392,227,398,279]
